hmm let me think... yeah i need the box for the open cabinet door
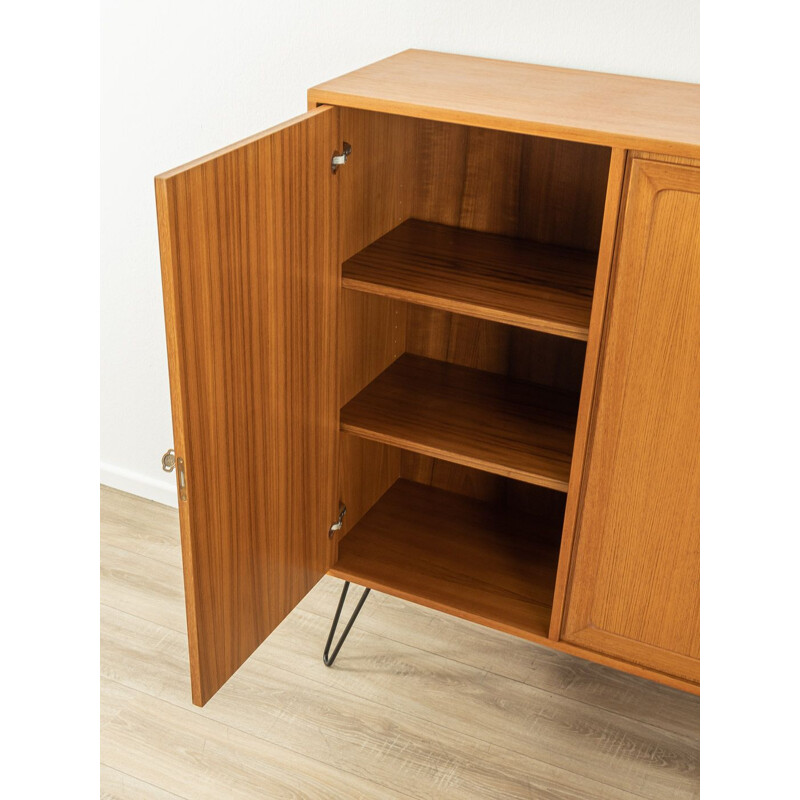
[155,106,340,706]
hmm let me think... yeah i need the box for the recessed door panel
[562,157,699,685]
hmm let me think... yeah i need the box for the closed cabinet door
[155,106,341,706]
[561,156,699,686]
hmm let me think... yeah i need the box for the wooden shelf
[342,219,597,340]
[340,354,578,492]
[331,480,561,642]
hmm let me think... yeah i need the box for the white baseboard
[100,462,179,508]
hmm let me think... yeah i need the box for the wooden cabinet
[155,50,700,706]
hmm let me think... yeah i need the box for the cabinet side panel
[336,109,414,534]
[338,108,416,261]
[339,291,406,407]
[336,435,401,546]
[561,158,700,684]
[336,292,404,538]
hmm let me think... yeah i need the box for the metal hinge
[331,142,351,174]
[162,448,188,502]
[328,504,347,538]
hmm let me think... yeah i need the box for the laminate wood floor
[100,486,699,799]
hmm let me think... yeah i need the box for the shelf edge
[339,421,571,493]
[341,276,590,341]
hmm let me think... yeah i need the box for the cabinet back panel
[405,306,586,395]
[400,452,566,531]
[336,436,566,540]
[413,119,610,251]
[400,452,508,506]
[339,110,611,252]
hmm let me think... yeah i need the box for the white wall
[100,0,699,507]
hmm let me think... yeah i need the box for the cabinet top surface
[308,50,699,157]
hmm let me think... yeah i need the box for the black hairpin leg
[323,581,370,666]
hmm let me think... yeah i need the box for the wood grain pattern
[340,354,579,491]
[155,106,340,705]
[343,219,596,339]
[308,50,699,157]
[331,480,560,641]
[561,158,700,684]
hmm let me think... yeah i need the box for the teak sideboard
[155,50,700,707]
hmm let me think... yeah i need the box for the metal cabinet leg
[322,581,370,667]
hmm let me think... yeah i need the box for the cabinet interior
[332,108,611,641]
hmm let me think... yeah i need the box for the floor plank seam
[100,602,185,636]
[100,763,190,800]
[99,540,181,571]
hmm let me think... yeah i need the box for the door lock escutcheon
[162,448,176,472]
[162,448,188,502]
